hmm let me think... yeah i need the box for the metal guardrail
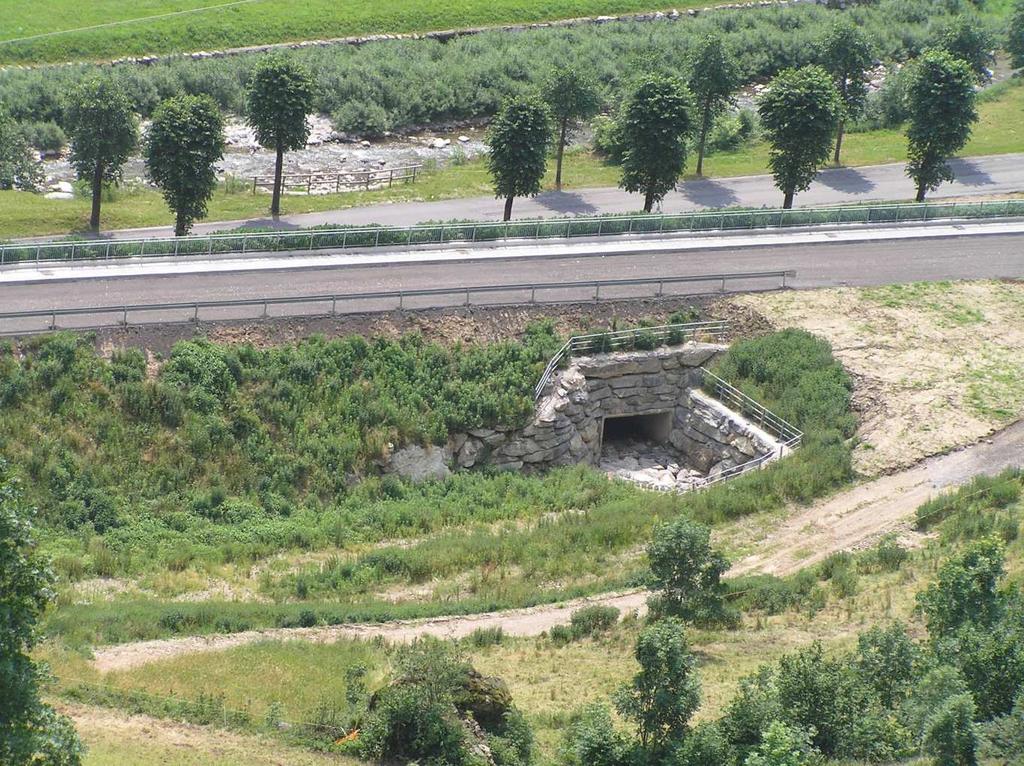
[533,320,730,400]
[0,270,794,336]
[250,165,421,194]
[2,199,1022,265]
[698,367,804,488]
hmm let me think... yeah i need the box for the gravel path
[90,420,1024,673]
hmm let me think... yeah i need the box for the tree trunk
[503,195,514,221]
[833,119,845,166]
[555,117,568,191]
[643,190,655,213]
[783,189,795,209]
[89,161,104,232]
[696,103,712,177]
[175,213,187,237]
[271,142,284,217]
[915,182,926,203]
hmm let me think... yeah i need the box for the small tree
[917,537,1004,638]
[923,694,979,766]
[904,50,977,203]
[0,464,84,766]
[64,75,139,232]
[246,55,315,217]
[0,102,43,191]
[144,95,225,236]
[854,623,923,709]
[689,34,739,176]
[818,20,872,165]
[758,65,841,209]
[540,64,602,190]
[647,517,730,624]
[614,618,700,757]
[486,97,551,221]
[744,721,818,766]
[1010,0,1024,70]
[618,74,694,212]
[936,15,995,81]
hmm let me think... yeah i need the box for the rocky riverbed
[40,114,489,193]
[599,437,707,491]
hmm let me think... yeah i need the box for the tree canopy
[757,65,841,208]
[647,517,731,625]
[541,64,602,190]
[144,95,226,236]
[689,34,739,176]
[618,74,694,213]
[0,102,42,191]
[486,96,551,221]
[935,15,995,81]
[817,20,873,165]
[0,464,84,766]
[245,55,315,216]
[1010,0,1024,70]
[904,49,977,202]
[64,75,139,232]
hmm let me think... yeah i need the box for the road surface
[43,153,1024,241]
[3,228,1024,317]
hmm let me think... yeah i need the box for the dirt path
[90,421,1024,674]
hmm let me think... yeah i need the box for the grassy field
[3,78,1021,240]
[41,485,1024,764]
[0,0,704,64]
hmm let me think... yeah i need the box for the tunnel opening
[601,411,673,447]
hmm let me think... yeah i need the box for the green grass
[0,0,704,64]
[3,78,1022,240]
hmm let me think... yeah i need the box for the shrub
[569,605,620,639]
[560,704,631,766]
[923,693,979,766]
[18,120,66,153]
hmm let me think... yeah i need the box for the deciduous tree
[924,694,979,766]
[688,34,739,176]
[647,517,730,625]
[0,463,84,766]
[246,55,315,216]
[486,97,551,221]
[540,64,602,190]
[1010,0,1024,70]
[614,618,700,757]
[144,95,225,236]
[757,65,841,209]
[64,75,138,232]
[936,15,995,81]
[818,20,872,165]
[618,74,694,212]
[0,102,43,191]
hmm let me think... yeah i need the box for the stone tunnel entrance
[601,411,673,447]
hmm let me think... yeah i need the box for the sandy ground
[733,280,1024,476]
[90,417,1024,674]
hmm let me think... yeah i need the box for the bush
[18,120,66,153]
[569,605,620,639]
[923,693,979,766]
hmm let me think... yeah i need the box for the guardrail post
[530,287,536,303]
[594,282,601,302]
[121,307,128,326]
[262,301,269,319]
[464,288,471,307]
[193,304,199,323]
[331,296,337,315]
[721,276,726,292]
[50,312,56,330]
[399,292,404,310]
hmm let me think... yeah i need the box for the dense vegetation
[0,0,992,136]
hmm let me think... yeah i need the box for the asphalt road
[68,153,1024,240]
[4,230,1023,320]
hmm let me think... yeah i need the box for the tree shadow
[815,166,876,195]
[947,158,996,187]
[676,177,741,208]
[535,190,600,215]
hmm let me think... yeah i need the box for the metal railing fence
[250,165,421,194]
[0,270,793,336]
[533,320,730,400]
[2,199,1021,265]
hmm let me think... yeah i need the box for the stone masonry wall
[438,342,783,478]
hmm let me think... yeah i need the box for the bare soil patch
[733,280,1024,476]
